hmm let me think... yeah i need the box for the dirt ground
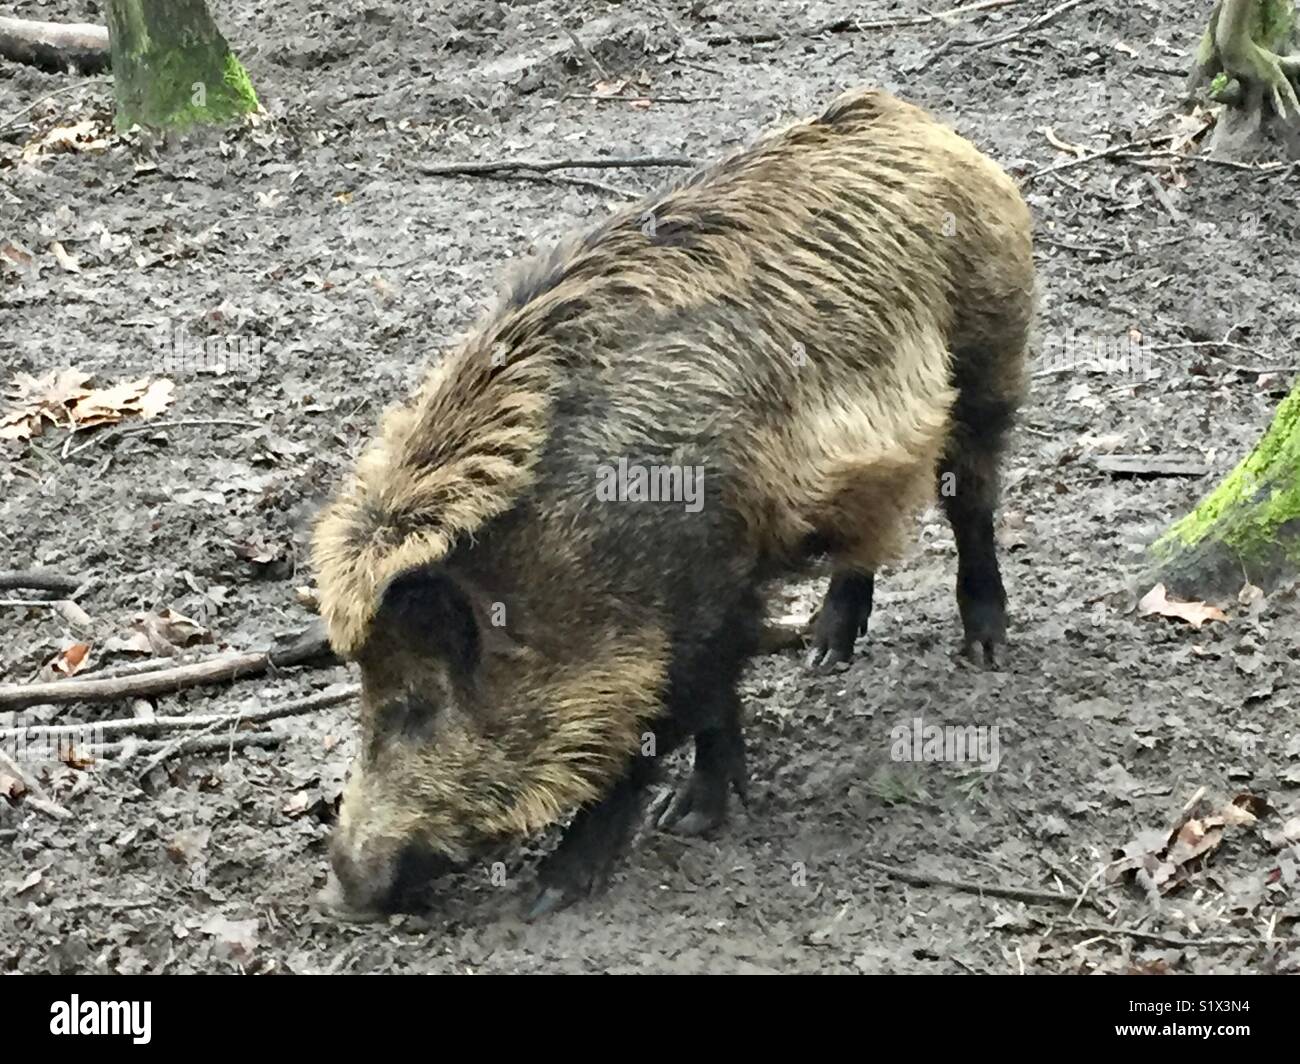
[2,0,1299,975]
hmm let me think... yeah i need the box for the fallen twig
[96,730,283,759]
[413,155,695,177]
[565,93,722,104]
[562,24,609,80]
[972,0,1091,49]
[1062,922,1298,949]
[64,419,260,460]
[0,625,338,710]
[482,171,642,199]
[862,858,1080,907]
[0,684,359,745]
[0,747,72,820]
[704,0,1025,46]
[0,569,83,594]
[0,76,110,133]
[1026,136,1166,181]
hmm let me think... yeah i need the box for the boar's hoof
[654,760,747,837]
[525,884,580,921]
[959,599,1007,669]
[805,614,861,671]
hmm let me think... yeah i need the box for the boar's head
[320,562,666,917]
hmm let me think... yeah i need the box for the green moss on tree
[107,0,259,131]
[1150,380,1300,591]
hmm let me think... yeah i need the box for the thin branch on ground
[0,569,83,594]
[0,747,72,819]
[1062,922,1298,949]
[565,93,722,104]
[413,155,695,177]
[64,419,260,460]
[96,730,283,760]
[0,685,359,745]
[862,858,1081,907]
[562,24,609,80]
[0,76,110,132]
[0,625,338,711]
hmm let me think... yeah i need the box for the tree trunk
[106,0,258,131]
[1189,0,1300,158]
[1149,379,1300,594]
[0,16,110,73]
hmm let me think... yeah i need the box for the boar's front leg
[527,744,667,919]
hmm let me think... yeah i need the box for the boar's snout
[324,832,453,917]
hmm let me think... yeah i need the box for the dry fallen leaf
[0,772,27,801]
[199,914,259,962]
[1,239,35,269]
[132,608,210,655]
[1040,126,1086,158]
[1,369,173,440]
[50,642,92,677]
[1138,583,1228,629]
[1108,792,1270,894]
[49,241,81,273]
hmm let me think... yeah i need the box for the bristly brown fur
[314,86,1035,895]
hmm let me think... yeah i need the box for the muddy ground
[2,0,1299,974]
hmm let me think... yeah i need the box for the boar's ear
[374,569,481,676]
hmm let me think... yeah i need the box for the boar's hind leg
[806,570,875,670]
[941,392,1018,667]
[656,688,747,836]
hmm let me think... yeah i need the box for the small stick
[862,858,1080,907]
[0,599,68,608]
[64,419,259,459]
[565,93,722,104]
[413,155,695,177]
[0,569,82,594]
[65,655,198,683]
[0,684,359,744]
[1061,923,1298,949]
[0,747,72,819]
[0,627,337,710]
[492,171,642,199]
[95,730,283,759]
[1027,135,1165,180]
[562,25,609,80]
[972,0,1091,49]
[0,75,110,132]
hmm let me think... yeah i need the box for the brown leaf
[132,608,210,655]
[1138,584,1228,629]
[50,642,92,677]
[0,772,27,801]
[1,240,35,269]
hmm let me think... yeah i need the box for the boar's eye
[376,569,481,679]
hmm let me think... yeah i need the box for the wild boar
[312,87,1034,917]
